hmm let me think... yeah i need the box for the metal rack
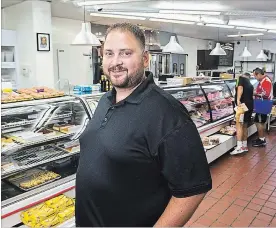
[2,132,75,155]
[2,145,79,178]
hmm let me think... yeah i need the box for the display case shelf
[2,148,79,178]
[2,132,75,155]
[1,119,37,130]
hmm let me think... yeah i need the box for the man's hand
[154,193,206,227]
[237,100,241,106]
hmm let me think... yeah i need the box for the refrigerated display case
[224,78,258,98]
[162,81,256,163]
[1,83,257,227]
[1,96,90,227]
[164,85,211,128]
[164,82,234,126]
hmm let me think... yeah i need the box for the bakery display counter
[1,95,87,227]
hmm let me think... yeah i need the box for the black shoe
[252,138,259,143]
[252,138,266,147]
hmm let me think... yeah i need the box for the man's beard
[104,61,145,89]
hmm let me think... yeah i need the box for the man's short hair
[105,23,145,50]
[243,72,251,77]
[253,67,264,75]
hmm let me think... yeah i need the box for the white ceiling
[2,0,276,41]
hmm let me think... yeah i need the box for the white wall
[1,0,54,88]
[217,40,276,74]
[177,36,209,76]
[233,40,276,72]
[52,17,94,87]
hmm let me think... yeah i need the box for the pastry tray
[6,168,61,191]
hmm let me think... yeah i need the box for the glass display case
[201,83,234,121]
[224,78,258,98]
[1,96,90,205]
[164,85,211,128]
[164,82,234,128]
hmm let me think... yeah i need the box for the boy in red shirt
[253,68,272,147]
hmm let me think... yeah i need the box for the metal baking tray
[6,168,61,191]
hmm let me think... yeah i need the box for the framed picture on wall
[37,33,50,51]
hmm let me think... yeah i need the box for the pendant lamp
[209,28,226,56]
[162,36,185,54]
[256,40,268,60]
[241,46,252,57]
[241,39,252,58]
[257,49,268,60]
[210,43,226,55]
[162,1,185,54]
[71,0,100,46]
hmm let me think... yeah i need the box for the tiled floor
[188,129,276,227]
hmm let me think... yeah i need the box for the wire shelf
[2,145,79,177]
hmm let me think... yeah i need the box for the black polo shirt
[76,71,212,227]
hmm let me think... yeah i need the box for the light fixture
[90,13,146,20]
[241,47,252,57]
[162,36,185,54]
[101,12,197,22]
[210,27,226,56]
[268,30,276,33]
[197,22,204,26]
[77,0,147,6]
[72,1,101,46]
[159,10,221,15]
[206,24,234,29]
[257,50,268,60]
[210,43,226,55]
[149,18,194,25]
[156,2,227,11]
[236,27,267,32]
[227,33,264,37]
[241,44,252,58]
[257,39,268,60]
[162,0,185,54]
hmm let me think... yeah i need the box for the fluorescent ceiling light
[229,20,265,28]
[206,24,234,29]
[268,30,276,33]
[105,12,198,21]
[227,33,264,37]
[90,13,146,20]
[156,2,228,11]
[197,22,204,26]
[149,18,195,25]
[77,0,144,6]
[236,27,267,32]
[210,43,226,56]
[159,10,221,15]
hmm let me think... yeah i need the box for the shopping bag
[254,99,273,115]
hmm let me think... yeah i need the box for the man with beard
[76,23,212,227]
